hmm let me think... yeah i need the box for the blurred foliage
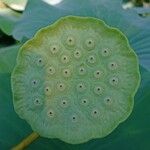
[123,0,150,7]
[1,0,27,11]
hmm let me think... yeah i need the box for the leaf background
[0,0,150,149]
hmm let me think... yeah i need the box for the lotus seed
[66,36,75,46]
[104,97,112,105]
[74,50,82,59]
[62,69,71,78]
[61,55,69,64]
[108,62,118,70]
[94,86,102,95]
[50,45,59,54]
[81,98,88,105]
[36,58,45,67]
[31,78,39,88]
[45,86,51,96]
[101,48,110,57]
[60,99,68,108]
[78,67,86,75]
[47,66,55,75]
[94,70,102,78]
[87,55,96,64]
[109,77,119,86]
[71,114,77,122]
[57,83,66,91]
[47,110,54,118]
[91,109,99,118]
[85,38,95,50]
[76,83,86,92]
[34,98,42,106]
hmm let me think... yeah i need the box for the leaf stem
[11,132,40,150]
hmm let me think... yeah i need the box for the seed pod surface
[11,16,140,144]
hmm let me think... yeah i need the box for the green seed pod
[11,16,140,144]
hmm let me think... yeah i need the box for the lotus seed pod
[11,16,140,144]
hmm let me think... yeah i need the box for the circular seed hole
[74,50,82,59]
[50,45,59,54]
[85,38,95,50]
[61,55,69,64]
[47,109,54,118]
[79,67,86,75]
[94,86,102,95]
[76,83,86,92]
[60,99,68,108]
[81,98,88,105]
[101,48,110,57]
[94,70,102,78]
[45,86,51,96]
[108,62,118,70]
[109,77,119,86]
[71,114,77,122]
[66,36,75,46]
[87,55,96,64]
[31,78,39,88]
[91,109,99,118]
[104,97,112,105]
[34,97,42,106]
[57,83,66,91]
[47,66,55,75]
[36,57,45,67]
[62,69,71,77]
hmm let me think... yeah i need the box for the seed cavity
[81,98,88,105]
[87,55,96,64]
[94,86,102,95]
[71,114,77,122]
[104,97,112,105]
[36,57,45,67]
[101,48,110,57]
[62,69,71,78]
[74,50,82,59]
[109,77,119,86]
[47,66,55,75]
[60,99,68,108]
[78,67,86,75]
[47,109,54,118]
[108,62,118,70]
[76,83,86,92]
[31,78,39,88]
[85,38,95,50]
[50,45,59,54]
[34,97,43,106]
[61,55,69,64]
[66,36,75,46]
[94,70,102,79]
[57,82,66,91]
[91,109,99,118]
[45,86,52,96]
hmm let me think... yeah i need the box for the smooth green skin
[11,16,140,144]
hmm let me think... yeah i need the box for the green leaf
[12,0,150,70]
[0,66,150,149]
[0,44,21,73]
[0,73,32,150]
[0,8,21,35]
